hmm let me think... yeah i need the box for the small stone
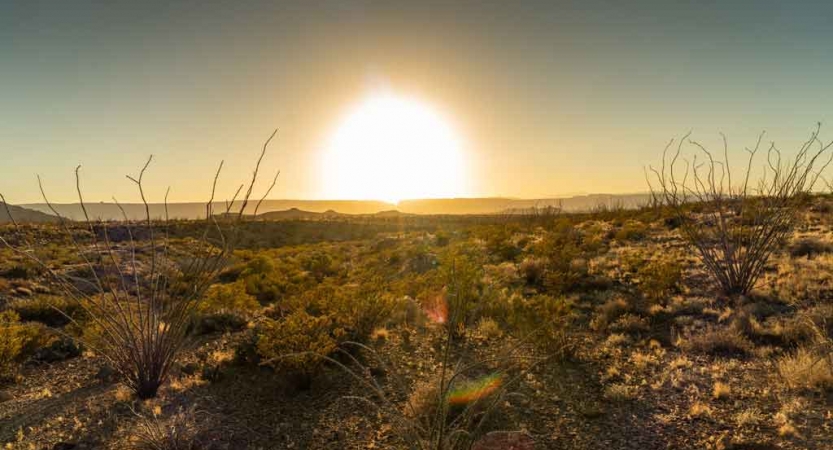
[181,362,200,375]
[0,391,13,403]
[95,365,116,384]
[52,442,77,450]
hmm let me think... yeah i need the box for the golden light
[321,93,466,204]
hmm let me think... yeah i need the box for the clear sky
[2,0,833,203]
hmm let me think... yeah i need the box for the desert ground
[1,197,832,450]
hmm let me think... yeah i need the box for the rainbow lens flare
[447,374,503,405]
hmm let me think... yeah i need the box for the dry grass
[603,383,637,402]
[474,317,504,340]
[712,381,731,400]
[688,401,713,418]
[678,327,753,356]
[777,347,833,391]
[129,405,200,450]
[590,296,630,332]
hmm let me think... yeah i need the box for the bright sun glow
[321,93,466,204]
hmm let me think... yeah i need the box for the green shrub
[301,251,337,281]
[590,296,631,332]
[519,257,546,286]
[537,221,590,294]
[256,310,337,387]
[439,249,485,336]
[194,312,249,335]
[0,311,50,380]
[199,282,259,315]
[637,259,682,304]
[10,296,84,327]
[614,221,648,242]
[501,294,573,354]
[333,290,397,343]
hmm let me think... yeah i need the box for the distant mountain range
[16,193,652,221]
[0,203,59,223]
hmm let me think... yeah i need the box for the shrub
[503,294,573,354]
[777,348,833,391]
[0,131,278,399]
[649,126,831,296]
[256,310,337,387]
[679,327,753,356]
[10,295,84,327]
[193,312,248,335]
[484,228,521,262]
[440,250,485,337]
[537,222,588,294]
[712,382,731,400]
[130,405,200,450]
[609,313,650,334]
[0,311,49,380]
[199,282,259,315]
[333,290,397,343]
[518,257,546,286]
[590,296,631,332]
[614,221,648,242]
[638,259,682,304]
[474,317,503,341]
[789,237,833,258]
[603,383,637,402]
[301,251,336,281]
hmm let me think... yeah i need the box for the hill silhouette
[0,203,59,223]
[21,194,652,221]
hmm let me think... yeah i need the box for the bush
[649,127,829,296]
[537,221,593,294]
[439,249,486,337]
[256,310,337,387]
[777,348,833,391]
[637,259,682,304]
[1,264,38,280]
[679,327,753,356]
[789,238,833,258]
[199,282,259,315]
[301,251,337,281]
[590,296,631,332]
[193,312,248,335]
[614,221,648,242]
[518,257,546,286]
[10,295,84,327]
[609,313,650,334]
[0,311,49,380]
[333,290,397,343]
[131,405,201,450]
[505,294,573,353]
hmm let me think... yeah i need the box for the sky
[2,0,833,203]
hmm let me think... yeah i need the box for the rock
[52,443,77,450]
[0,391,13,403]
[181,362,200,376]
[13,287,33,297]
[33,338,82,363]
[94,365,117,384]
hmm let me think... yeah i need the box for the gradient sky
[2,0,833,203]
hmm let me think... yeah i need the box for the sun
[320,93,466,204]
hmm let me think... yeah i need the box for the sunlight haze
[2,1,833,203]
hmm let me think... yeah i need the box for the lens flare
[447,373,503,405]
[424,292,448,324]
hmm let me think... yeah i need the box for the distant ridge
[21,193,652,221]
[0,203,59,223]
